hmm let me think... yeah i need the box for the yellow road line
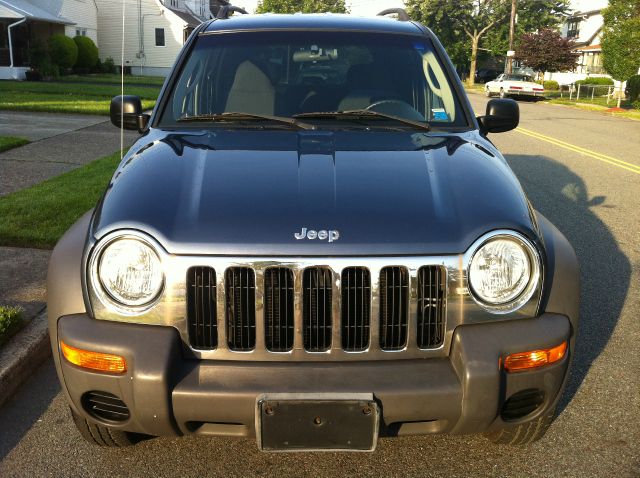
[516,127,640,175]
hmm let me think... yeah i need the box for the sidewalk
[0,115,139,196]
[0,113,139,405]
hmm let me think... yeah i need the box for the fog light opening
[501,389,545,421]
[60,341,127,374]
[82,391,130,423]
[503,341,567,373]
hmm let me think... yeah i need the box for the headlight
[468,234,540,311]
[96,237,164,307]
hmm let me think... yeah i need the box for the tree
[256,0,348,14]
[405,0,570,85]
[516,29,578,78]
[601,0,640,107]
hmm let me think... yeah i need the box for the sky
[236,0,406,16]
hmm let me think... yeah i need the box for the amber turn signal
[504,341,567,373]
[60,341,127,374]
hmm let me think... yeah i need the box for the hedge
[626,75,640,103]
[74,36,99,69]
[49,34,78,69]
[575,77,615,86]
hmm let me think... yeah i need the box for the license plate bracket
[257,394,378,452]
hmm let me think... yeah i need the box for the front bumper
[508,89,545,97]
[56,313,571,440]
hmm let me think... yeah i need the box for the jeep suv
[47,10,579,451]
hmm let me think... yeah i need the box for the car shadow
[505,153,631,412]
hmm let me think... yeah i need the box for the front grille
[82,391,130,423]
[417,266,446,348]
[341,267,371,351]
[303,267,333,352]
[225,267,256,351]
[379,267,409,350]
[185,260,448,360]
[187,267,217,350]
[264,268,294,352]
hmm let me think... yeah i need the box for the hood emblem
[294,227,340,243]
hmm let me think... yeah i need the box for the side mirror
[477,98,519,134]
[110,95,150,133]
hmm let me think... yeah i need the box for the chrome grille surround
[88,229,543,362]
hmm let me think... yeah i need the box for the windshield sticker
[413,42,427,52]
[432,108,449,121]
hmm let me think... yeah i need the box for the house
[94,0,225,77]
[545,0,608,85]
[0,0,98,80]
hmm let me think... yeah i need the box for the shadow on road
[0,360,60,461]
[506,153,631,411]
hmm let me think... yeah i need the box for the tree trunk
[468,36,479,87]
[617,82,623,108]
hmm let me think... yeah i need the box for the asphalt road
[1,97,638,477]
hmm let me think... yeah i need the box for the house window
[155,28,165,47]
[75,28,87,36]
[566,19,580,39]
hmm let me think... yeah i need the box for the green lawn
[0,80,160,115]
[0,151,122,249]
[0,136,29,152]
[59,73,166,87]
[0,306,24,347]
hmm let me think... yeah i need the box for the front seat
[338,63,394,111]
[225,61,275,115]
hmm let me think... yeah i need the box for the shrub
[626,75,640,102]
[99,57,117,74]
[543,80,559,90]
[27,40,59,79]
[0,306,23,346]
[74,36,98,69]
[575,77,615,86]
[48,34,78,69]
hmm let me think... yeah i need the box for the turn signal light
[60,341,127,374]
[504,341,567,373]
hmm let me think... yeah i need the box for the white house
[94,0,221,77]
[0,0,98,79]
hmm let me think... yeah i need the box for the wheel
[485,86,492,97]
[484,407,556,445]
[499,88,507,99]
[71,409,147,447]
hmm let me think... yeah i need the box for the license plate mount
[257,394,378,452]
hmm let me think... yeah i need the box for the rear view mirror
[110,95,150,133]
[477,99,519,134]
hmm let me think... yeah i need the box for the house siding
[95,0,188,76]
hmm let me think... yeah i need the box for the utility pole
[506,0,517,74]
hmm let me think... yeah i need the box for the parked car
[48,9,579,452]
[485,74,545,99]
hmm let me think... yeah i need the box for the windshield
[159,31,466,129]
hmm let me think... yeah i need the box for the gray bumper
[56,312,571,439]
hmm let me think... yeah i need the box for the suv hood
[92,130,537,256]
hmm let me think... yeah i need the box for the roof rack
[377,8,411,22]
[216,5,249,19]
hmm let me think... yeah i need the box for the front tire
[484,407,556,445]
[499,88,507,99]
[485,86,492,97]
[71,409,147,447]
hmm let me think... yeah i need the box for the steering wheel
[365,99,426,122]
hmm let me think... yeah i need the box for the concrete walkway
[0,111,106,141]
[0,114,139,196]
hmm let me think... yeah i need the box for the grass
[0,80,160,115]
[59,73,166,86]
[0,136,29,152]
[0,306,24,347]
[0,151,122,249]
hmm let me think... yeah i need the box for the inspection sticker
[432,108,449,121]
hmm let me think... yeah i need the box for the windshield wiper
[294,110,431,131]
[178,112,315,130]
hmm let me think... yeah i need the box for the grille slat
[264,268,294,352]
[187,267,217,350]
[417,266,446,348]
[303,267,333,352]
[341,267,371,351]
[226,267,256,351]
[379,267,408,350]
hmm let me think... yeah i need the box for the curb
[0,310,51,409]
